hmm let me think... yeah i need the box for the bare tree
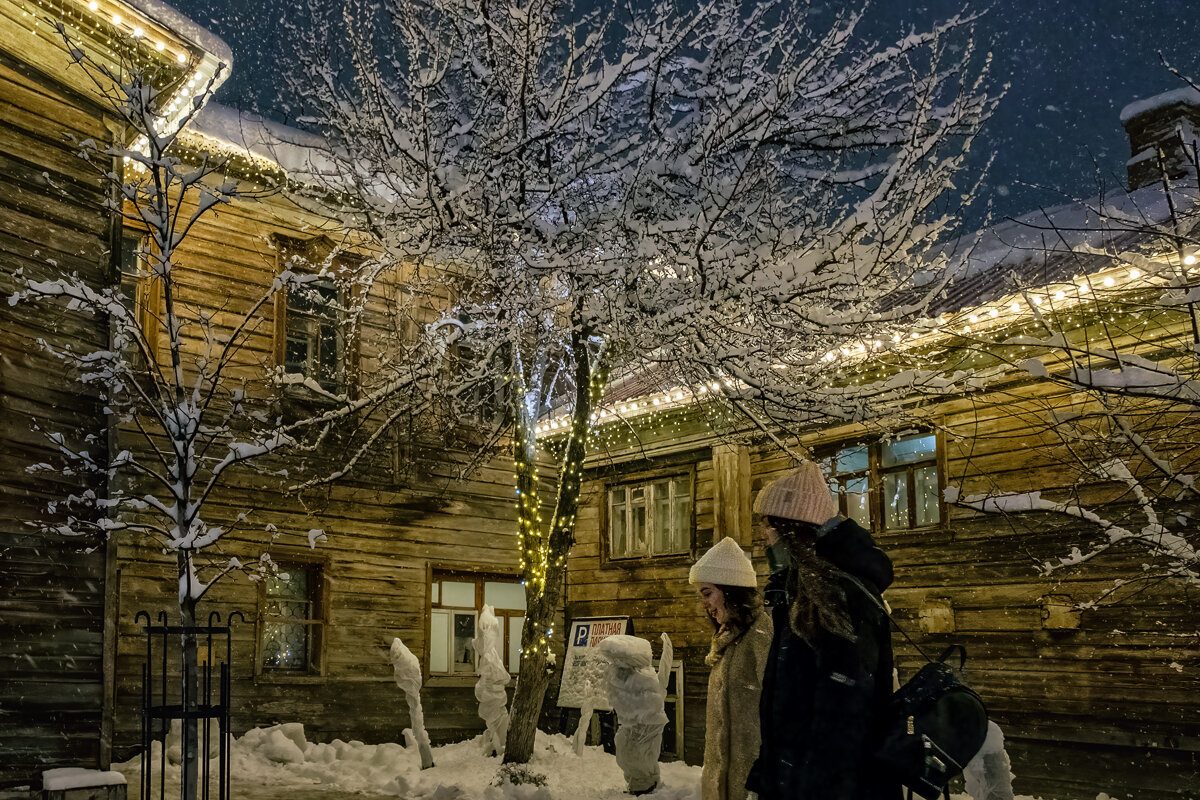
[288,0,994,762]
[939,155,1200,605]
[9,33,465,800]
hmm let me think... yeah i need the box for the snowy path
[114,725,701,800]
[112,723,1050,800]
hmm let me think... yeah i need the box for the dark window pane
[318,323,339,387]
[915,464,940,527]
[883,472,910,530]
[263,621,308,669]
[285,336,309,374]
[452,613,477,673]
[835,445,869,474]
[263,566,316,672]
[881,434,936,468]
[286,279,341,386]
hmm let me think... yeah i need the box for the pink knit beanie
[753,461,838,525]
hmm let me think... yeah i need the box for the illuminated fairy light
[539,254,1180,442]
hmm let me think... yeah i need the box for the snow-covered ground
[114,724,699,800]
[111,723,1055,800]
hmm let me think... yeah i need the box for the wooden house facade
[560,101,1200,799]
[0,0,531,786]
[0,0,165,779]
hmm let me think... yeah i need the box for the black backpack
[875,644,989,800]
[844,576,990,800]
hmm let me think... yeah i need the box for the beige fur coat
[702,610,774,800]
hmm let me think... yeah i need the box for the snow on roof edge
[188,102,343,185]
[1120,86,1200,125]
[122,0,234,72]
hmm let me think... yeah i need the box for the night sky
[173,0,1198,230]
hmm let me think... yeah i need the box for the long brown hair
[706,584,762,632]
[766,516,853,640]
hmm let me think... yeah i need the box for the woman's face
[698,583,728,625]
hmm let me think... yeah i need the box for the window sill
[280,379,346,404]
[600,553,692,571]
[425,674,500,688]
[254,671,328,685]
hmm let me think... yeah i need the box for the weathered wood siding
[102,184,528,759]
[0,38,114,783]
[567,374,1200,798]
[567,413,725,765]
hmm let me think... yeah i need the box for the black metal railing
[135,610,243,800]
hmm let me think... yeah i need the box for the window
[117,233,159,365]
[823,432,941,532]
[273,234,360,395]
[429,572,526,676]
[284,278,343,392]
[259,561,325,674]
[658,660,684,760]
[608,474,692,559]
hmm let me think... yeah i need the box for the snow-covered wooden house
[558,94,1200,798]
[0,0,527,786]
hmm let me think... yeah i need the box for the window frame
[658,658,684,761]
[601,466,696,564]
[425,566,526,680]
[818,430,946,534]
[254,551,329,681]
[272,233,362,397]
[117,231,161,368]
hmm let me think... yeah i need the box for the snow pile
[114,724,701,800]
[473,605,511,756]
[42,768,126,791]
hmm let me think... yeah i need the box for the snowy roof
[186,103,339,184]
[123,0,233,67]
[916,184,1189,317]
[537,184,1199,435]
[1120,87,1200,125]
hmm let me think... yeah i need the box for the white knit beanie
[688,536,758,587]
[753,461,838,525]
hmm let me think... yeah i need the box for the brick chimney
[1120,87,1200,190]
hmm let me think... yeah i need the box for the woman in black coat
[746,462,900,800]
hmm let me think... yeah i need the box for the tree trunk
[179,554,199,800]
[503,321,606,763]
[502,612,554,762]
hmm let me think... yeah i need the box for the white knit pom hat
[753,461,838,525]
[689,536,758,587]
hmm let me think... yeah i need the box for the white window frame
[428,571,525,677]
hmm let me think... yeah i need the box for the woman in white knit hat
[745,461,898,800]
[689,537,773,800]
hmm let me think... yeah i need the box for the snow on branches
[286,0,994,763]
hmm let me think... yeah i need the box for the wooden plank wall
[0,48,113,783]
[102,185,533,759]
[567,379,1200,798]
[567,414,725,765]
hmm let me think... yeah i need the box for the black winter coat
[747,519,900,800]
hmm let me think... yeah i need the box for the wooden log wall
[567,375,1200,798]
[568,412,727,765]
[102,183,537,760]
[0,32,115,785]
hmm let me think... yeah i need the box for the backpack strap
[839,572,937,666]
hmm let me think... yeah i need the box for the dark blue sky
[176,0,1198,229]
